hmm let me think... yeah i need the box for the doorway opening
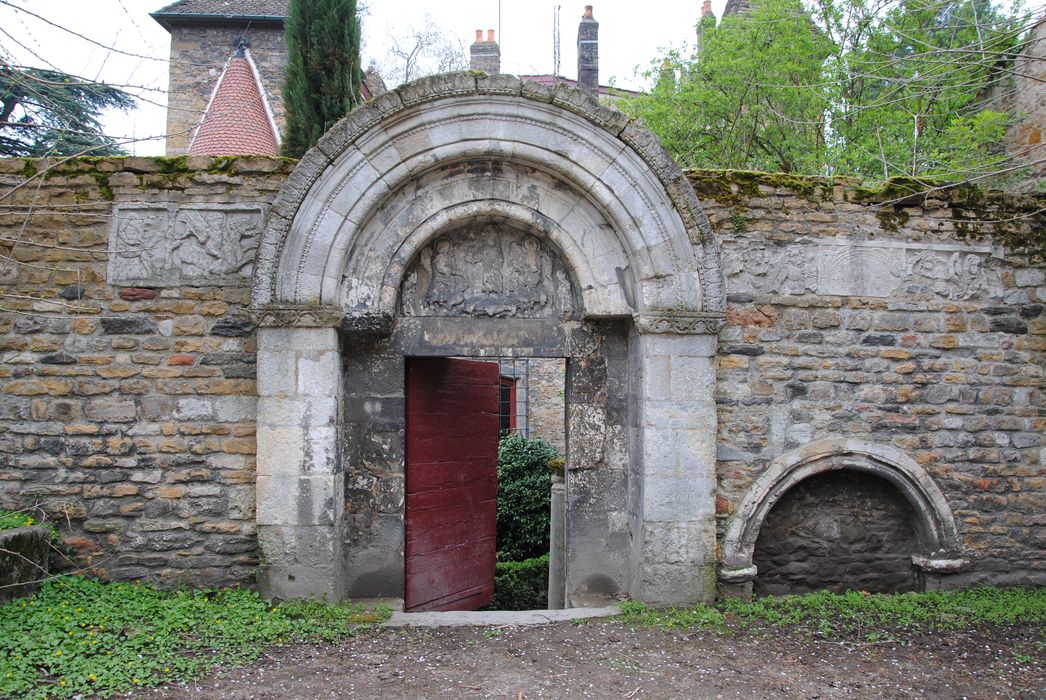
[404,356,566,612]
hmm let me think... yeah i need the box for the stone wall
[699,172,1046,588]
[165,26,288,156]
[1008,15,1045,193]
[525,358,566,453]
[0,156,292,587]
[0,157,1043,595]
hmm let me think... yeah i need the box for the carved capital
[340,312,395,335]
[634,311,726,335]
[251,305,344,329]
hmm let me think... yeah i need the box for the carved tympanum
[400,225,576,318]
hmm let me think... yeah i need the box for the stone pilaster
[256,315,346,601]
[629,312,724,605]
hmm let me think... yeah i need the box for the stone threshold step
[384,605,621,627]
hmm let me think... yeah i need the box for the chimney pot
[577,4,599,92]
[470,25,501,73]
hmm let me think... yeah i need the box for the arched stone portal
[251,74,725,606]
[719,438,968,598]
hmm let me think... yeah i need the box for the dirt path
[144,618,1044,699]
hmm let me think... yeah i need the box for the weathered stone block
[101,317,158,335]
[0,526,51,602]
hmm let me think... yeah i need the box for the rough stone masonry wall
[1,158,1043,593]
[696,172,1046,588]
[0,156,292,587]
[1008,15,1046,193]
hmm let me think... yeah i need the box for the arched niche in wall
[719,438,968,598]
[250,73,726,606]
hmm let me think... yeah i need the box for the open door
[405,357,500,612]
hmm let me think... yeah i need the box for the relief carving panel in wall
[723,238,1003,300]
[108,204,265,286]
[400,225,577,318]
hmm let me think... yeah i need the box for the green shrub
[496,433,558,561]
[488,555,550,611]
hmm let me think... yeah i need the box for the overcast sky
[0,0,725,155]
[1,0,1041,156]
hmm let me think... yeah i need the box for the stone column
[548,470,567,609]
[629,312,724,605]
[255,307,346,601]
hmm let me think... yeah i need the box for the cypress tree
[282,0,362,158]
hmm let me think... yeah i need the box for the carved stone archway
[719,438,968,598]
[251,74,725,605]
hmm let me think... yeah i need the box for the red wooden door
[405,357,500,612]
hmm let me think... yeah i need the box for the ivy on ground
[0,576,386,699]
[619,586,1046,635]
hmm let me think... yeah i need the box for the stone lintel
[634,312,726,335]
[252,305,343,328]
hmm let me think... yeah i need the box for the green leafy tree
[825,0,1022,179]
[0,64,133,157]
[282,0,363,158]
[625,0,834,173]
[626,0,1031,183]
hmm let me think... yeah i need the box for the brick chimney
[470,28,501,74]
[577,5,599,92]
[696,0,717,54]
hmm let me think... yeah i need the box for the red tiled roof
[189,51,279,157]
[153,0,287,18]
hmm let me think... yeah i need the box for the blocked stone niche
[753,471,919,596]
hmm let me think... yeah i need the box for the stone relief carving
[634,312,726,335]
[108,204,265,286]
[904,250,1003,300]
[723,238,1003,300]
[400,225,577,318]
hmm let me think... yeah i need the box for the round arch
[252,73,727,606]
[251,73,724,318]
[720,438,966,584]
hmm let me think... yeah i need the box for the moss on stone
[686,169,829,204]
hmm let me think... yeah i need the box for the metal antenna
[553,4,561,83]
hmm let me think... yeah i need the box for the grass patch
[619,587,1046,635]
[0,575,388,699]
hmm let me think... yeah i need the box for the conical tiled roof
[188,48,280,156]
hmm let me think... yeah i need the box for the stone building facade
[0,76,1043,605]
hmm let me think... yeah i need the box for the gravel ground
[139,617,1045,699]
